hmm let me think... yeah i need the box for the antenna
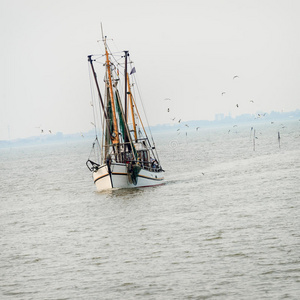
[100,22,105,42]
[99,23,113,50]
[100,22,107,51]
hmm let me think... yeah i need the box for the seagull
[250,100,254,103]
[41,129,44,133]
[221,92,226,96]
[236,104,239,108]
[91,122,96,127]
[171,117,176,121]
[167,108,170,112]
[185,124,189,128]
[178,119,181,123]
[196,127,200,131]
[233,75,239,80]
[48,130,52,134]
[164,98,171,101]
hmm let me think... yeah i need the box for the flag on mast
[130,67,136,75]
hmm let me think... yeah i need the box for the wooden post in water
[253,129,256,151]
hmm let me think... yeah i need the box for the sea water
[0,122,299,299]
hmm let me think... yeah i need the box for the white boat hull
[92,163,164,191]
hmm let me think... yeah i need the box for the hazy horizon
[1,108,298,145]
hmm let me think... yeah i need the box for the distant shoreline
[1,109,299,148]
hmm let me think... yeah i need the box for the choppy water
[1,122,300,299]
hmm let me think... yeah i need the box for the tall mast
[104,38,119,144]
[124,51,129,123]
[127,73,138,142]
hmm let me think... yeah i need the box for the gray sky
[1,0,299,140]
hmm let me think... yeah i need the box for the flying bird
[41,129,44,133]
[250,100,254,103]
[164,98,171,101]
[178,119,181,123]
[233,75,239,80]
[48,130,52,134]
[236,104,239,108]
[221,92,226,96]
[167,108,170,112]
[196,127,200,131]
[171,117,176,121]
[185,124,189,128]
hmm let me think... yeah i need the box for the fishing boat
[86,32,164,191]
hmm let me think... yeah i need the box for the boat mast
[124,51,129,123]
[104,45,119,144]
[127,73,138,142]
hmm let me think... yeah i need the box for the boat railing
[125,160,162,172]
[103,140,152,150]
[86,157,163,173]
